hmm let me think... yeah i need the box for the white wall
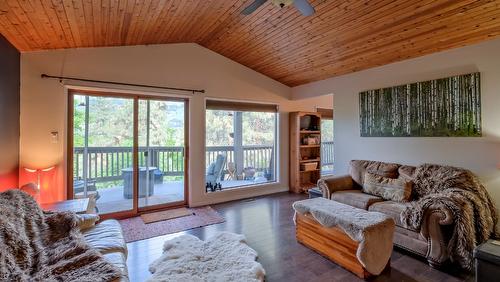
[20,43,333,205]
[292,38,500,214]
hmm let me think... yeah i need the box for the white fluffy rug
[148,232,266,282]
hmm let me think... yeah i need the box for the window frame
[204,98,279,192]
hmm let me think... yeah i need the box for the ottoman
[293,197,395,278]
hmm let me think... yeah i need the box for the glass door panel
[138,99,185,208]
[320,119,334,175]
[72,94,135,215]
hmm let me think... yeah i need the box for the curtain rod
[41,74,205,94]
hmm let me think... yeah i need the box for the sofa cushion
[368,201,419,231]
[103,252,129,282]
[82,219,128,256]
[395,225,424,241]
[350,160,400,187]
[331,190,384,210]
[363,172,413,202]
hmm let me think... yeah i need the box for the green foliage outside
[242,111,276,146]
[321,119,333,142]
[73,96,184,147]
[205,110,276,146]
[205,110,234,146]
[73,96,185,189]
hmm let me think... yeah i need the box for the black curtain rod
[41,74,205,94]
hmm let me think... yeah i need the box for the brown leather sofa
[82,219,129,281]
[317,160,453,268]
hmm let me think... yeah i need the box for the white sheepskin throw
[148,232,265,282]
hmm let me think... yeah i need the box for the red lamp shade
[21,166,56,203]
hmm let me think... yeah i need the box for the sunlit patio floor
[95,179,262,214]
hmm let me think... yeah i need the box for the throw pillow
[349,160,399,187]
[362,172,412,202]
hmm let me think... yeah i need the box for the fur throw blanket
[401,164,498,270]
[0,190,121,281]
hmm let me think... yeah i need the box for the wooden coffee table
[293,198,394,278]
[41,198,90,214]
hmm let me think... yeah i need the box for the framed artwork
[359,72,481,137]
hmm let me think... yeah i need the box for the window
[205,100,278,191]
[318,108,334,175]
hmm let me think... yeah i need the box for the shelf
[300,145,320,148]
[290,111,322,194]
[300,182,317,190]
[300,169,320,173]
[299,158,320,163]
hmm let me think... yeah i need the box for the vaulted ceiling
[1,0,500,86]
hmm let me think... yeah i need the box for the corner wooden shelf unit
[290,111,322,193]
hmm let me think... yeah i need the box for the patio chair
[73,179,99,199]
[206,154,226,187]
[264,148,275,181]
[73,178,100,212]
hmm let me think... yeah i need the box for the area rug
[141,207,194,224]
[119,206,225,242]
[148,232,265,282]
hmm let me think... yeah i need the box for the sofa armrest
[317,175,355,199]
[420,205,454,266]
[421,205,454,236]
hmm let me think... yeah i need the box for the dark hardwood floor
[126,192,472,282]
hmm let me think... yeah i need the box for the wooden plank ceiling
[1,0,500,86]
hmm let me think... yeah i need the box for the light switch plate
[50,131,59,143]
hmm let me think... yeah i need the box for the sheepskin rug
[148,232,265,282]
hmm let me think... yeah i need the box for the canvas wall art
[359,72,481,137]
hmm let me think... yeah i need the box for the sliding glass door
[71,94,135,214]
[138,99,186,209]
[69,91,187,217]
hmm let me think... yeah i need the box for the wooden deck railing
[73,146,185,182]
[74,145,277,182]
[74,142,333,183]
[205,145,274,171]
[321,141,334,166]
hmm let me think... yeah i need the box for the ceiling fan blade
[294,0,315,16]
[241,0,268,15]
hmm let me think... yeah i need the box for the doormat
[119,206,225,243]
[141,207,194,224]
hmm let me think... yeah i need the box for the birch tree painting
[359,73,481,137]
